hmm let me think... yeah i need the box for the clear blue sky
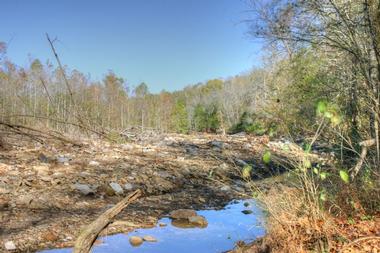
[1,0,261,93]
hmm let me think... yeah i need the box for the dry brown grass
[247,181,380,253]
[256,185,336,253]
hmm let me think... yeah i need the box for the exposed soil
[0,133,279,252]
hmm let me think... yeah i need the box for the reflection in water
[171,217,208,229]
[39,199,265,253]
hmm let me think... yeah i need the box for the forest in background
[0,41,269,136]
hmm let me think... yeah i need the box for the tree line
[0,43,271,137]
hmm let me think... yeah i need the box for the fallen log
[73,189,142,253]
[0,121,82,146]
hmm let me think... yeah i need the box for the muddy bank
[0,133,283,252]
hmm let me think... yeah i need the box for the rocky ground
[0,132,290,252]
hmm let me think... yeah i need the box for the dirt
[0,132,279,252]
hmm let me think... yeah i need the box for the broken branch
[73,189,142,253]
[351,139,375,179]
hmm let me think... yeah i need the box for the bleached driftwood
[73,189,142,253]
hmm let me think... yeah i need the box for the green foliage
[201,79,223,94]
[339,170,350,184]
[320,172,327,180]
[242,165,252,179]
[171,99,189,134]
[304,159,312,169]
[231,112,272,136]
[303,143,312,153]
[192,103,220,132]
[262,151,271,164]
[207,105,221,131]
[193,104,207,131]
[316,100,328,115]
[320,191,327,202]
[268,124,278,137]
[265,50,338,136]
[316,100,342,126]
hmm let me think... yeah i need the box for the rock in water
[143,235,157,242]
[109,182,124,195]
[242,210,253,215]
[129,236,143,246]
[169,209,197,219]
[188,215,208,227]
[74,183,95,195]
[4,241,16,250]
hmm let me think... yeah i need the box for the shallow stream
[40,199,265,253]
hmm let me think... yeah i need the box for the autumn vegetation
[1,0,380,252]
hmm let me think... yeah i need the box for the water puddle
[40,199,265,253]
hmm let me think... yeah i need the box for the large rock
[129,236,143,247]
[143,235,157,242]
[169,209,197,219]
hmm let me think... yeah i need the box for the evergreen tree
[171,99,189,133]
[193,104,207,132]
